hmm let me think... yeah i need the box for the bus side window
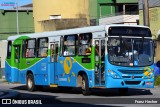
[25,39,36,58]
[15,47,20,60]
[50,44,54,62]
[7,41,12,59]
[60,36,63,56]
[63,34,78,56]
[78,33,92,55]
[22,40,26,58]
[37,37,48,57]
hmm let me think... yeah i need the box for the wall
[116,0,138,3]
[97,0,115,18]
[139,7,160,38]
[33,0,90,32]
[0,40,6,79]
[89,0,98,25]
[0,40,7,68]
[0,10,34,40]
[99,15,139,25]
[96,0,138,25]
[139,6,160,62]
[155,41,160,62]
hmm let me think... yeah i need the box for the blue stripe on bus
[5,57,95,87]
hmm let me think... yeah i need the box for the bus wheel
[118,88,128,95]
[27,74,35,91]
[82,74,90,95]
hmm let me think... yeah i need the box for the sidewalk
[0,79,3,84]
[0,78,8,84]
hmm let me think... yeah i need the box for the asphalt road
[0,81,160,107]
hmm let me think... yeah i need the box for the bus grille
[118,70,144,74]
[125,81,141,85]
[122,76,143,78]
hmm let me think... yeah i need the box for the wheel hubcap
[28,78,32,89]
[82,80,85,90]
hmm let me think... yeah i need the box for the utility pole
[143,0,149,27]
[16,0,19,35]
[123,4,125,15]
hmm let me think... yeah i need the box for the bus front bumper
[106,76,154,88]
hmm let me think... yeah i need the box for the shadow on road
[90,88,152,96]
[11,85,152,97]
[10,86,125,107]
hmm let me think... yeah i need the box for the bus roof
[7,24,150,41]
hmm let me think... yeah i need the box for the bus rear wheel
[82,74,90,95]
[27,73,35,91]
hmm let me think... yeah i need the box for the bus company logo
[64,57,72,74]
[63,57,76,75]
[2,99,11,104]
[144,66,152,77]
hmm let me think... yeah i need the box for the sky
[0,0,32,9]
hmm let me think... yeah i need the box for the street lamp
[16,0,19,35]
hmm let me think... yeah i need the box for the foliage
[154,76,160,86]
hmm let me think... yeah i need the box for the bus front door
[13,45,21,82]
[94,39,105,86]
[50,42,59,84]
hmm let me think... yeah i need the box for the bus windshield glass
[108,37,153,66]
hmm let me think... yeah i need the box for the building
[0,4,34,78]
[0,40,7,78]
[139,0,160,38]
[139,0,160,63]
[97,0,139,25]
[33,0,90,32]
[0,4,34,40]
[33,0,139,32]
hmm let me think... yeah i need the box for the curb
[154,86,160,88]
[0,79,8,84]
[0,90,19,98]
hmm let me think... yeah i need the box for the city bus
[5,24,154,95]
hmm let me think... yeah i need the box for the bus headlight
[108,70,121,79]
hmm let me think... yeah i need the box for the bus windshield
[108,37,154,66]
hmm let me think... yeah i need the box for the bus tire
[27,73,35,91]
[118,88,128,95]
[82,74,90,96]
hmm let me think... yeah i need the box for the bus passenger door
[50,42,59,84]
[13,45,21,82]
[94,38,105,86]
